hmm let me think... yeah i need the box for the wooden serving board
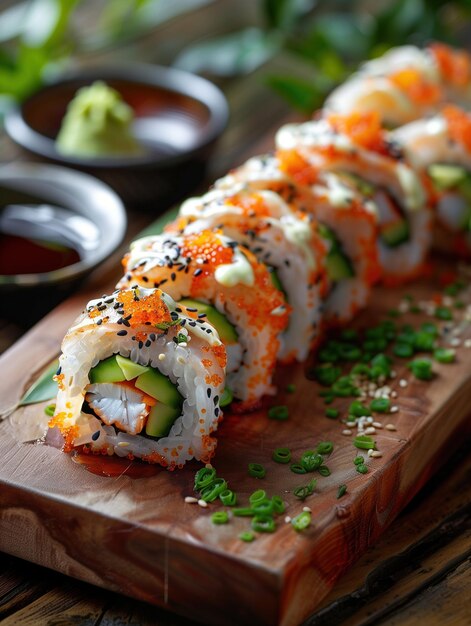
[0,261,470,626]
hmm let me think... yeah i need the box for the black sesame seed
[56,366,62,376]
[96,319,103,325]
[117,330,128,336]
[207,388,212,398]
[91,431,100,441]
[194,268,203,277]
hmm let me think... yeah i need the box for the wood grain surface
[0,262,470,626]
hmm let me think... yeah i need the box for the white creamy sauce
[276,121,353,153]
[214,250,254,287]
[280,218,316,269]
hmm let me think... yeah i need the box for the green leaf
[174,28,280,77]
[19,359,59,406]
[265,74,328,114]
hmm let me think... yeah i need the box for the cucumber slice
[380,219,410,247]
[326,250,354,282]
[220,387,233,407]
[89,356,126,384]
[145,403,180,438]
[135,369,182,408]
[179,298,238,345]
[116,355,150,381]
[338,171,375,196]
[428,164,468,190]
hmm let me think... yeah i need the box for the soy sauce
[0,233,80,275]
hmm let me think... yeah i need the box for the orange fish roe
[327,111,388,154]
[201,358,213,368]
[443,105,471,153]
[181,231,234,271]
[225,193,272,218]
[277,149,320,186]
[205,373,224,387]
[117,289,171,327]
[389,69,442,106]
[53,373,65,391]
[48,411,79,452]
[211,344,227,369]
[430,42,471,88]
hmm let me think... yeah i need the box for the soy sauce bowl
[0,162,126,324]
[4,65,229,210]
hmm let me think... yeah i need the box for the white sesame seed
[391,406,399,413]
[285,516,292,523]
[385,423,397,431]
[184,496,198,504]
[303,506,311,512]
[342,429,352,436]
[390,370,397,378]
[391,390,398,398]
[450,337,461,347]
[370,450,383,458]
[158,353,166,361]
[464,339,471,348]
[367,448,374,457]
[367,416,374,424]
[372,421,383,428]
[205,463,213,469]
[117,441,130,447]
[399,379,408,388]
[364,427,376,435]
[197,499,208,508]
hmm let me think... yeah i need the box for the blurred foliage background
[0,0,471,117]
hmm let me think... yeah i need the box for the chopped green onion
[353,456,364,465]
[349,400,371,417]
[248,463,266,479]
[393,342,414,358]
[318,465,331,477]
[233,507,255,517]
[239,531,255,542]
[351,364,370,377]
[44,403,56,417]
[454,300,465,309]
[293,478,316,501]
[211,511,229,525]
[272,496,285,514]
[434,347,456,364]
[251,499,275,516]
[272,447,292,464]
[435,306,453,321]
[249,489,267,505]
[316,441,334,456]
[194,467,217,491]
[356,463,368,474]
[268,405,289,420]
[337,484,347,499]
[313,364,341,386]
[421,322,439,337]
[353,435,375,450]
[408,358,433,380]
[370,397,391,413]
[290,463,307,475]
[200,478,227,502]
[413,331,436,352]
[291,511,311,531]
[325,407,339,419]
[300,451,323,472]
[251,515,276,533]
[219,489,237,506]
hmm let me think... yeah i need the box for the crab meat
[86,383,150,435]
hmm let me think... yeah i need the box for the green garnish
[248,463,266,478]
[353,435,376,450]
[393,342,414,358]
[239,531,255,542]
[434,306,453,321]
[272,496,285,514]
[356,464,368,474]
[211,511,229,525]
[349,400,371,417]
[293,478,317,501]
[313,364,341,386]
[251,515,276,533]
[285,383,296,393]
[300,451,323,472]
[290,463,307,474]
[219,489,237,506]
[155,318,181,330]
[370,397,391,413]
[325,407,339,419]
[272,447,292,464]
[44,403,56,417]
[434,347,456,364]
[291,511,312,532]
[249,489,267,505]
[268,405,289,420]
[200,478,228,502]
[353,456,364,465]
[176,332,187,344]
[413,330,436,352]
[408,358,433,380]
[219,387,233,407]
[318,465,331,477]
[194,467,217,491]
[316,441,334,455]
[337,484,347,499]
[233,507,255,517]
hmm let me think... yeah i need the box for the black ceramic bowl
[0,162,126,324]
[5,65,229,210]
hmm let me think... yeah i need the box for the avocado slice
[89,355,126,384]
[428,164,468,190]
[179,298,238,345]
[116,355,150,380]
[135,369,183,408]
[380,218,410,247]
[326,250,355,282]
[338,171,375,197]
[145,403,180,438]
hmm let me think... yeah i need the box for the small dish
[4,65,229,209]
[0,162,126,323]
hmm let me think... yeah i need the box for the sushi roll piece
[170,186,328,362]
[49,287,227,468]
[119,230,289,407]
[276,113,431,284]
[428,43,471,109]
[392,105,471,256]
[215,152,379,324]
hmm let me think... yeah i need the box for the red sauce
[71,450,162,478]
[0,234,80,275]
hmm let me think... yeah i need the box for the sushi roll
[119,230,289,407]
[276,113,431,284]
[428,43,471,109]
[49,287,227,468]
[215,152,379,324]
[170,186,328,362]
[392,105,471,256]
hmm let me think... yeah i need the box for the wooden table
[0,3,470,623]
